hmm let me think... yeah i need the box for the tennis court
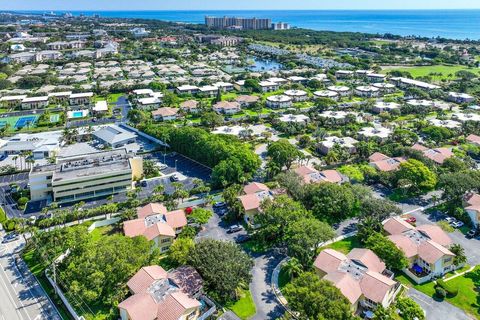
[49,114,60,123]
[15,116,38,129]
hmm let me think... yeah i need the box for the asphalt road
[408,288,473,320]
[0,237,61,320]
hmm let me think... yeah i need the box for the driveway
[250,252,285,320]
[408,288,473,320]
[196,210,285,319]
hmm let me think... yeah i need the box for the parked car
[451,221,464,228]
[405,217,416,224]
[445,217,456,224]
[169,175,179,182]
[2,232,19,243]
[213,202,226,208]
[217,209,228,217]
[140,180,148,187]
[466,229,477,239]
[235,234,251,243]
[227,225,243,234]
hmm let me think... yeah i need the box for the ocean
[18,10,480,40]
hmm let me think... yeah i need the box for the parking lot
[147,152,212,182]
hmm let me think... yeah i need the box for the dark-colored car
[227,225,243,234]
[169,175,179,182]
[235,234,251,243]
[2,232,19,243]
[466,229,477,239]
[140,180,148,187]
[213,202,226,209]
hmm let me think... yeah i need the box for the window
[161,238,171,243]
[444,257,452,263]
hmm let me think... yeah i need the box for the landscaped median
[396,266,480,319]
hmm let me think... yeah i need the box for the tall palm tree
[283,258,302,280]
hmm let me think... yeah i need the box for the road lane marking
[0,261,29,320]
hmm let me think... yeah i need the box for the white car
[445,217,456,224]
[451,221,464,228]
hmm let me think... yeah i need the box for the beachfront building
[383,217,456,284]
[266,95,292,109]
[314,248,401,312]
[29,149,142,203]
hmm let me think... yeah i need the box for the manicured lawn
[397,267,480,319]
[443,266,480,319]
[381,64,480,81]
[323,235,362,254]
[226,288,256,320]
[395,272,437,297]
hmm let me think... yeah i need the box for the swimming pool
[72,111,84,118]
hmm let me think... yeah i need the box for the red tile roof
[466,134,480,145]
[383,217,414,235]
[137,203,168,219]
[243,182,269,194]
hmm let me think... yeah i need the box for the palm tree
[283,258,302,280]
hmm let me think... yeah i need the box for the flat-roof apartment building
[29,149,142,203]
[205,16,272,30]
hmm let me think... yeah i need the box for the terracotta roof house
[123,203,187,253]
[180,100,199,113]
[369,152,406,172]
[238,182,273,226]
[412,143,453,164]
[152,107,179,121]
[314,248,400,312]
[466,134,480,146]
[383,217,456,283]
[464,193,480,227]
[235,95,259,107]
[118,265,204,320]
[294,166,346,184]
[212,101,241,115]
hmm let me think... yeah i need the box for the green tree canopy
[365,232,408,270]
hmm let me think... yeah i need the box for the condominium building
[205,16,272,30]
[29,149,142,203]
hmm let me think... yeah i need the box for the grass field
[226,288,256,320]
[323,235,362,254]
[381,64,480,81]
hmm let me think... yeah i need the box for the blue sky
[3,0,480,10]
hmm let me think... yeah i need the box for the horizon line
[5,8,480,12]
